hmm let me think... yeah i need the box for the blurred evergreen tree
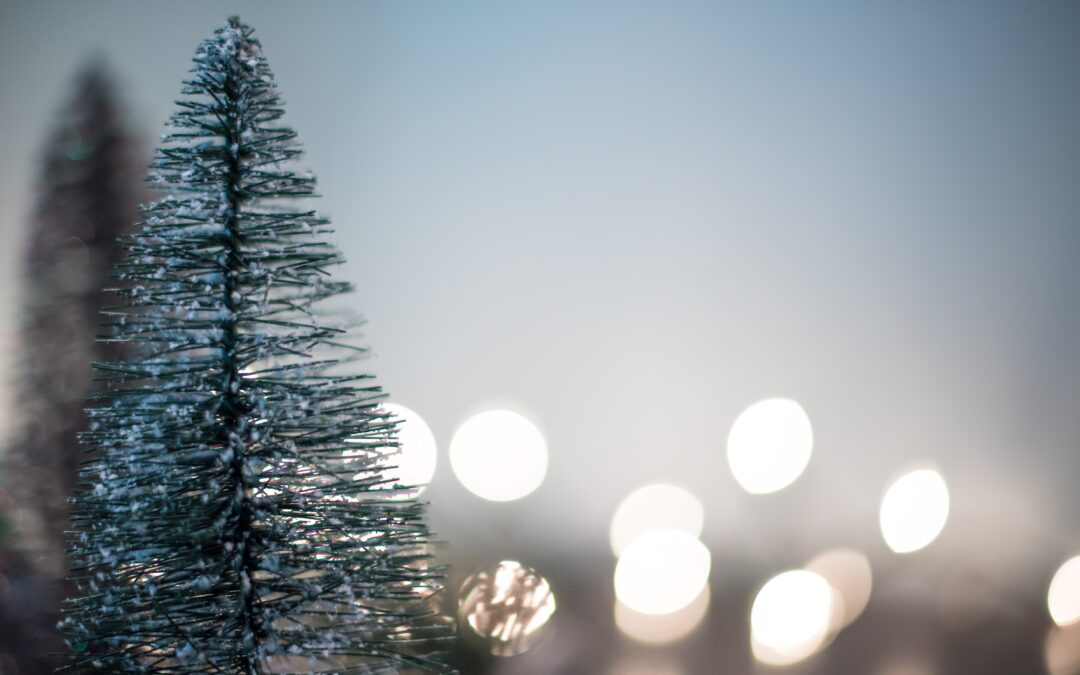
[61,18,452,673]
[0,60,142,674]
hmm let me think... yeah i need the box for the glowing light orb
[459,560,556,656]
[1049,555,1080,627]
[805,547,873,630]
[609,483,704,556]
[727,398,813,494]
[614,529,711,616]
[615,583,710,645]
[1046,621,1080,675]
[879,469,949,554]
[380,403,437,498]
[610,661,686,675]
[751,570,834,666]
[449,410,547,502]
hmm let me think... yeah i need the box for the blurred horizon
[1,2,1078,673]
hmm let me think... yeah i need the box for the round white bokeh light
[609,483,704,557]
[381,403,437,498]
[751,570,834,666]
[879,469,950,554]
[614,529,711,616]
[727,398,813,494]
[805,547,873,630]
[615,583,710,645]
[1048,555,1080,627]
[459,560,556,656]
[449,409,547,502]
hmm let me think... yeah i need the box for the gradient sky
[1,1,1078,601]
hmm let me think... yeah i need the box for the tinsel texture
[63,17,452,674]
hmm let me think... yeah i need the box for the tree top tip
[223,15,254,37]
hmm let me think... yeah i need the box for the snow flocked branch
[62,17,453,674]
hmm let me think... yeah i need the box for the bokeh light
[609,483,704,556]
[1049,555,1080,627]
[614,529,711,616]
[615,583,710,645]
[727,398,813,494]
[805,547,873,630]
[609,661,687,675]
[879,468,950,553]
[750,570,834,666]
[1046,621,1080,675]
[459,560,557,657]
[380,403,437,499]
[449,409,547,502]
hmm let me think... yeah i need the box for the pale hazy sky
[1,1,1078,593]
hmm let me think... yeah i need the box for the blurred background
[1,1,1079,673]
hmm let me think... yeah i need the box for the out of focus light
[614,529,711,616]
[727,398,813,494]
[1046,621,1080,675]
[751,570,834,666]
[879,468,949,554]
[609,661,686,675]
[449,409,547,502]
[609,483,704,556]
[615,583,710,645]
[1049,555,1080,627]
[380,403,437,498]
[459,560,556,656]
[805,548,873,630]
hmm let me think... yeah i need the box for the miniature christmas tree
[63,18,452,673]
[0,61,141,674]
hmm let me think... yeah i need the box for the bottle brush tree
[0,61,141,674]
[63,17,452,673]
